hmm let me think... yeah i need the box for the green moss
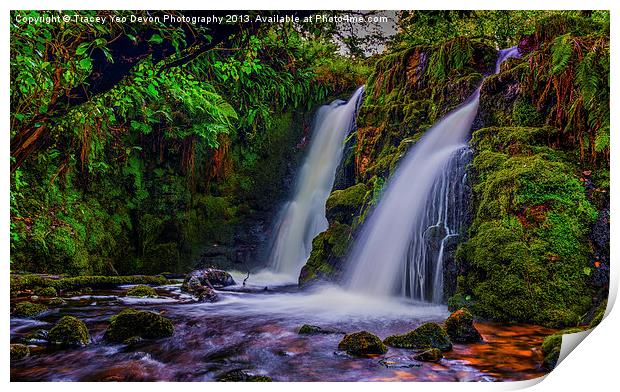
[444,308,482,343]
[104,308,174,343]
[10,344,30,360]
[35,286,57,297]
[48,316,91,346]
[126,285,157,297]
[48,297,67,306]
[541,327,583,369]
[12,301,47,318]
[299,222,352,286]
[414,348,443,362]
[384,323,452,351]
[588,300,607,328]
[325,183,367,225]
[216,370,273,382]
[512,97,545,127]
[338,331,388,356]
[10,274,168,293]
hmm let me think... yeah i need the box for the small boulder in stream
[48,316,91,346]
[10,344,30,360]
[444,308,483,343]
[414,348,443,362]
[298,324,343,335]
[384,322,452,351]
[126,285,157,297]
[216,369,272,382]
[338,331,388,356]
[12,301,47,318]
[104,309,174,343]
[181,268,236,302]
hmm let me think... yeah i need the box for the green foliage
[48,316,91,346]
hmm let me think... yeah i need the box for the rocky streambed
[10,271,555,382]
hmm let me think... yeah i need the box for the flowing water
[268,86,365,278]
[10,282,553,381]
[345,47,520,302]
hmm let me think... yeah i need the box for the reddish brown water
[10,283,554,382]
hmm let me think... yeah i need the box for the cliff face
[301,15,610,327]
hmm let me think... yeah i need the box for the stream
[10,273,554,382]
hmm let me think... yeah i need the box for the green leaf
[76,43,89,56]
[148,34,163,44]
[78,57,92,70]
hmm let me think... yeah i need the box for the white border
[2,2,617,392]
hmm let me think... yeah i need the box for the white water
[345,47,520,303]
[267,86,365,278]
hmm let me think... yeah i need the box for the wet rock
[12,301,47,318]
[414,348,443,362]
[181,275,218,302]
[298,324,342,335]
[48,297,67,306]
[48,316,91,346]
[325,183,367,225]
[10,344,30,360]
[384,323,452,351]
[541,327,583,370]
[444,308,483,343]
[378,356,422,368]
[104,309,174,343]
[337,331,388,356]
[216,369,272,382]
[23,329,49,344]
[126,285,157,297]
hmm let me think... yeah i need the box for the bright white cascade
[268,86,365,278]
[345,47,520,303]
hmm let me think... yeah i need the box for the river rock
[48,316,91,346]
[10,344,30,360]
[414,348,443,362]
[181,275,218,302]
[338,331,388,356]
[298,324,343,335]
[444,308,483,343]
[384,322,452,351]
[126,285,157,297]
[185,268,236,288]
[216,369,272,382]
[104,309,174,343]
[12,301,47,318]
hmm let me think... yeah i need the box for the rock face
[104,309,174,343]
[383,323,452,351]
[12,301,47,318]
[10,344,30,360]
[48,316,91,346]
[126,285,157,297]
[338,331,388,356]
[181,268,236,302]
[414,348,443,362]
[444,308,483,343]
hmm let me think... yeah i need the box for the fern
[551,34,573,75]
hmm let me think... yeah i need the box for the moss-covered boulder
[183,268,236,288]
[298,324,341,335]
[12,301,47,318]
[104,309,174,343]
[10,344,30,360]
[299,222,352,286]
[48,297,67,306]
[444,308,482,343]
[414,348,443,362]
[337,331,387,356]
[181,275,218,302]
[325,183,367,225]
[541,327,583,370]
[384,323,452,351]
[48,316,91,346]
[216,369,272,382]
[588,300,607,328]
[126,285,157,297]
[35,286,58,297]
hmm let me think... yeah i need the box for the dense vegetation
[11,10,609,328]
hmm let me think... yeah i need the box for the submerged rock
[48,316,91,346]
[23,329,49,344]
[338,331,388,356]
[444,308,483,343]
[10,344,30,360]
[298,324,342,335]
[216,369,272,382]
[104,309,174,343]
[384,323,452,351]
[378,356,422,368]
[126,285,157,297]
[541,327,583,370]
[414,348,443,362]
[12,301,47,318]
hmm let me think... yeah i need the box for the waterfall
[345,47,520,302]
[268,86,365,278]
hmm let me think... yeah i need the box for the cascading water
[268,86,365,278]
[345,47,520,303]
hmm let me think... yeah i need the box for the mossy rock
[126,285,157,297]
[414,348,443,362]
[298,324,341,335]
[48,316,91,346]
[12,301,47,318]
[325,183,367,225]
[48,297,67,306]
[104,309,174,343]
[444,308,483,343]
[538,308,581,329]
[384,323,452,351]
[10,344,30,360]
[35,286,58,297]
[338,331,387,356]
[541,327,584,370]
[299,222,352,286]
[216,369,272,382]
[588,300,607,328]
